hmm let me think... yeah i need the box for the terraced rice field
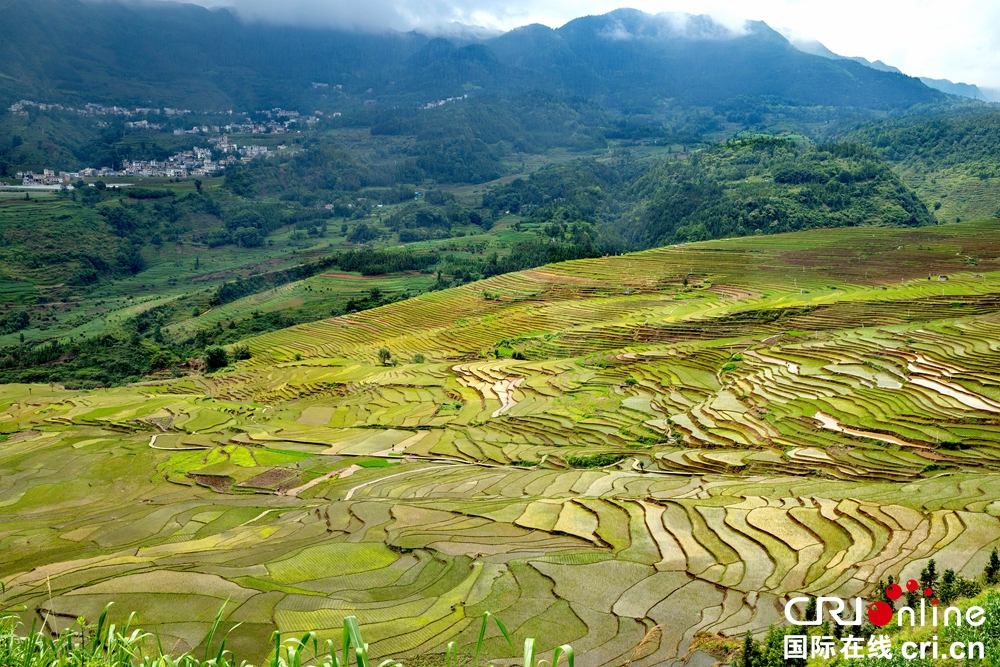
[5,221,1000,666]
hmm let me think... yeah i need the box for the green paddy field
[4,220,1000,665]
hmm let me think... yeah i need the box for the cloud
[161,0,531,32]
[597,12,748,41]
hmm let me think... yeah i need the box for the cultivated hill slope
[3,222,1000,665]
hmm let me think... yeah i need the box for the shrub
[985,547,1000,585]
[204,345,229,371]
[233,226,263,248]
[565,453,626,468]
[231,344,251,361]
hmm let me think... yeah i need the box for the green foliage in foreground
[0,603,573,667]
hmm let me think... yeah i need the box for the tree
[232,344,251,361]
[874,578,892,607]
[761,626,804,667]
[939,569,957,605]
[920,559,939,590]
[802,597,817,622]
[986,547,1000,585]
[233,226,263,248]
[377,347,391,366]
[116,242,146,275]
[412,353,426,364]
[204,345,229,370]
[194,179,203,192]
[735,631,760,667]
[939,568,981,604]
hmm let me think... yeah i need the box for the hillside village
[14,137,284,184]
[6,99,322,184]
[9,99,325,132]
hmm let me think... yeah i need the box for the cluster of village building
[9,99,198,118]
[9,100,328,136]
[422,94,469,110]
[15,137,284,184]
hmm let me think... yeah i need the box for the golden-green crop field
[5,220,1000,666]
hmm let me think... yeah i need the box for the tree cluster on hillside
[480,138,935,250]
[482,158,625,225]
[225,92,624,192]
[848,110,1000,176]
[617,139,935,247]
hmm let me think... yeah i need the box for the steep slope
[785,33,989,102]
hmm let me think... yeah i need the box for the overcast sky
[182,0,1000,88]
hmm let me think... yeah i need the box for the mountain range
[782,32,990,101]
[0,0,956,113]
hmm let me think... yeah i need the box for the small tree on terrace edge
[985,547,1000,585]
[204,345,229,371]
[377,347,392,366]
[920,559,939,590]
[735,631,760,667]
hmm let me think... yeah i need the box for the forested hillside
[482,138,934,248]
[847,110,1000,222]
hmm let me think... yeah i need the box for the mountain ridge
[782,31,989,102]
[0,0,948,112]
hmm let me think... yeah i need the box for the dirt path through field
[813,412,930,449]
[147,434,211,451]
[281,464,363,497]
[344,465,450,500]
[746,349,799,374]
[452,365,525,418]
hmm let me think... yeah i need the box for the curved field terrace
[5,221,1000,665]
